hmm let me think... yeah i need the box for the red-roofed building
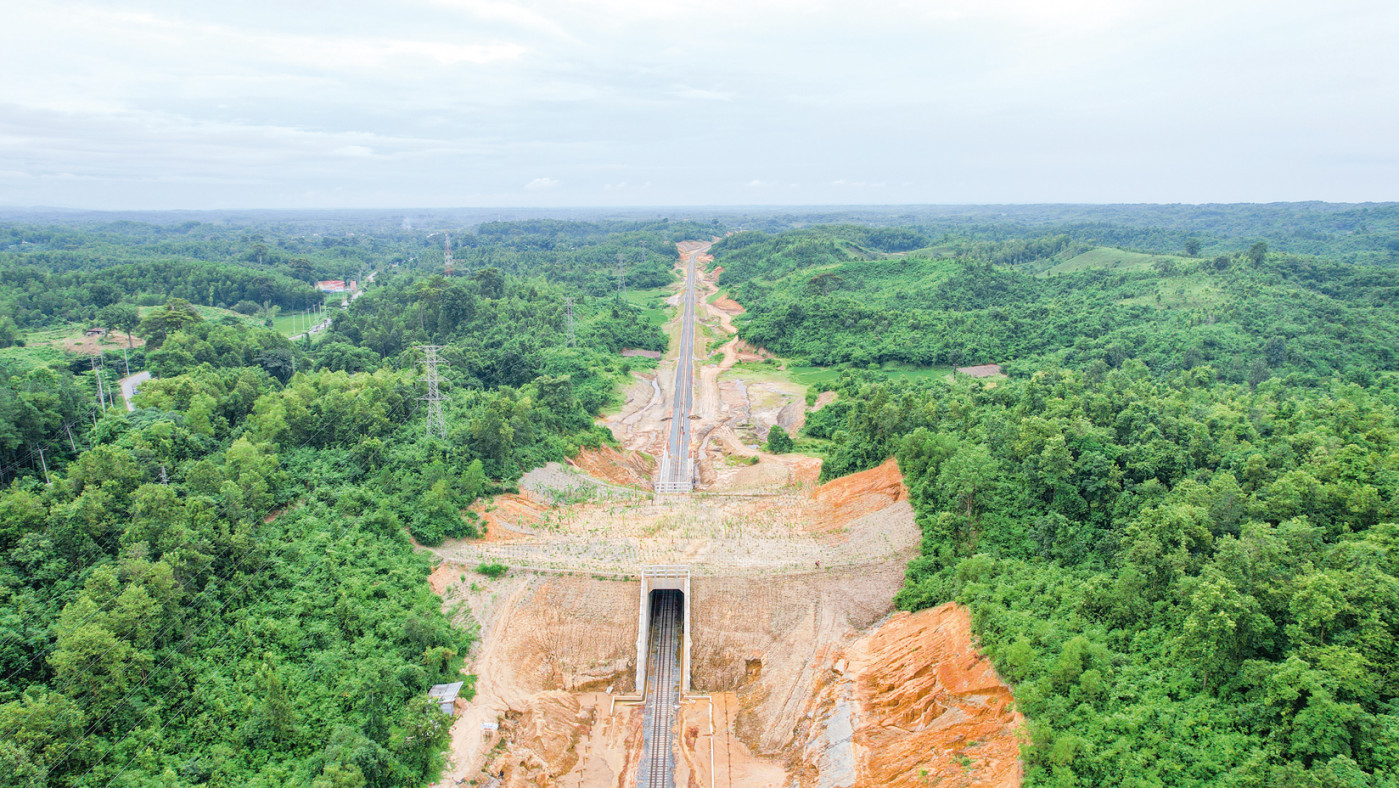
[316,280,346,293]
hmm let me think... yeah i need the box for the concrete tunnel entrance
[637,566,690,695]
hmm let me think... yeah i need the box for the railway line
[657,246,699,493]
[639,590,682,788]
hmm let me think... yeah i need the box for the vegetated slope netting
[711,228,1399,385]
[810,368,1399,786]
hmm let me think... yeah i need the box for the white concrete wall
[636,567,691,695]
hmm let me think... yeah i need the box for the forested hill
[0,220,672,785]
[708,202,1399,264]
[712,227,1399,385]
[724,222,1399,785]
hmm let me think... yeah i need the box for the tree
[1247,241,1268,265]
[136,299,201,349]
[1264,335,1287,367]
[256,346,296,384]
[100,303,140,374]
[1184,238,1202,257]
[0,316,19,349]
[766,424,794,453]
[936,443,998,525]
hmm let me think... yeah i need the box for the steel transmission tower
[443,232,455,277]
[564,297,576,346]
[417,345,449,439]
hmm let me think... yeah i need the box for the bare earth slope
[427,242,1022,788]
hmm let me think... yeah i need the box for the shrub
[766,425,794,453]
[476,563,508,579]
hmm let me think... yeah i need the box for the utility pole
[91,358,106,414]
[417,345,448,440]
[36,446,50,485]
[564,297,575,347]
[63,422,77,453]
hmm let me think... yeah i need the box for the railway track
[657,246,698,493]
[640,590,681,788]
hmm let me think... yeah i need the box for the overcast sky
[2,0,1395,209]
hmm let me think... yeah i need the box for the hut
[428,681,464,714]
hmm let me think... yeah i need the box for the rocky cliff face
[794,603,1023,788]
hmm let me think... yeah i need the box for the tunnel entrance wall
[637,566,691,694]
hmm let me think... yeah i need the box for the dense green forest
[0,219,673,785]
[739,221,1399,785]
[803,367,1399,786]
[3,207,1398,786]
[713,227,1399,385]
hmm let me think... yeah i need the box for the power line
[418,345,448,440]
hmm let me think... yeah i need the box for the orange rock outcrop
[837,603,1023,787]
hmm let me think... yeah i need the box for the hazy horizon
[4,0,1396,210]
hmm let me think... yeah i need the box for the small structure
[428,681,464,714]
[84,327,106,337]
[316,280,347,293]
[954,363,1003,378]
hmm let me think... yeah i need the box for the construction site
[426,242,1023,788]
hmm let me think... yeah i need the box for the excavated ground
[427,243,1022,788]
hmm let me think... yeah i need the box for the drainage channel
[639,589,682,788]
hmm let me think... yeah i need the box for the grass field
[623,286,673,329]
[1041,246,1194,277]
[787,361,954,387]
[1117,275,1225,310]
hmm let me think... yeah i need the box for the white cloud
[670,86,733,102]
[0,0,1393,207]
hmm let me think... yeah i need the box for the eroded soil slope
[429,242,1022,787]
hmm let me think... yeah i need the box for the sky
[1,0,1396,210]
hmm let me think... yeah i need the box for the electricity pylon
[417,345,448,439]
[564,297,576,347]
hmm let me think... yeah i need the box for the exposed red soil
[428,561,457,595]
[470,494,548,541]
[712,295,745,315]
[567,446,656,488]
[844,603,1024,787]
[805,458,908,535]
[621,348,663,359]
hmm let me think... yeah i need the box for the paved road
[117,371,151,412]
[660,249,698,491]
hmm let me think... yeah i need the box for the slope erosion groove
[427,241,1022,788]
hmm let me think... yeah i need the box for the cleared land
[425,243,1022,788]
